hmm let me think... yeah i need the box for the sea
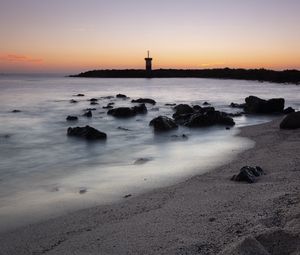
[0,74,299,232]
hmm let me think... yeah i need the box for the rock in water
[149,116,178,131]
[116,94,128,98]
[83,110,92,117]
[280,111,300,129]
[244,96,285,113]
[75,94,85,97]
[131,98,156,105]
[132,103,147,114]
[231,166,264,183]
[66,116,78,121]
[107,107,135,118]
[186,111,235,127]
[67,126,107,140]
[173,104,194,117]
[70,99,78,103]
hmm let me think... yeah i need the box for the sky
[0,0,300,73]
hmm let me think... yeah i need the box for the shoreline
[1,117,300,254]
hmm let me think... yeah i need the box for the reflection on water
[0,76,299,232]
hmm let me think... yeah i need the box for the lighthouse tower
[144,50,152,73]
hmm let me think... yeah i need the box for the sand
[1,117,300,255]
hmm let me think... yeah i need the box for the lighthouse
[144,50,152,73]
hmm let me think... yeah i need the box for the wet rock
[186,111,235,127]
[231,166,264,183]
[230,102,245,108]
[132,103,147,114]
[116,94,128,98]
[149,116,178,132]
[89,98,98,102]
[171,134,188,140]
[203,101,210,106]
[84,108,97,111]
[132,98,156,105]
[83,110,92,117]
[12,109,21,113]
[108,102,115,106]
[66,116,78,121]
[90,101,99,105]
[79,188,87,194]
[202,106,216,113]
[67,125,107,140]
[107,107,135,118]
[70,99,78,103]
[283,107,295,114]
[75,94,85,97]
[280,111,300,129]
[165,103,176,106]
[123,194,132,198]
[193,105,202,111]
[244,96,285,113]
[173,104,194,117]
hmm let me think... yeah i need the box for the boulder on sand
[149,116,178,132]
[231,166,264,183]
[280,111,300,129]
[244,96,284,113]
[67,125,107,140]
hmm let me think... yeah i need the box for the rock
[228,112,244,117]
[173,104,194,117]
[75,94,85,97]
[79,188,87,194]
[67,125,107,140]
[132,104,147,114]
[83,110,92,117]
[103,105,114,109]
[244,96,285,113]
[107,107,135,118]
[202,106,215,113]
[117,127,131,131]
[231,166,264,183]
[70,99,78,103]
[132,98,156,105]
[90,101,99,105]
[186,111,235,127]
[193,105,202,111]
[203,101,210,106]
[165,103,176,106]
[108,102,115,106]
[123,194,132,198]
[89,98,98,102]
[100,96,114,99]
[149,116,178,132]
[116,94,128,98]
[108,104,147,117]
[283,107,295,114]
[66,116,78,121]
[230,102,245,108]
[84,108,96,111]
[280,111,300,129]
[12,109,21,113]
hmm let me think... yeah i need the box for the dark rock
[123,194,132,198]
[103,105,114,109]
[226,127,230,130]
[193,105,202,111]
[132,104,147,114]
[75,94,85,97]
[90,101,99,105]
[79,188,87,194]
[280,111,300,129]
[173,104,194,117]
[231,166,264,183]
[149,116,178,132]
[173,113,194,125]
[203,101,210,106]
[70,99,78,103]
[186,111,235,127]
[84,108,96,111]
[209,217,216,222]
[230,102,245,108]
[134,158,152,165]
[108,102,115,106]
[83,110,92,117]
[89,98,98,102]
[132,98,156,105]
[107,107,135,118]
[12,109,21,113]
[67,125,107,140]
[245,96,285,113]
[165,103,176,106]
[66,116,78,121]
[202,106,215,113]
[283,107,295,114]
[116,94,127,98]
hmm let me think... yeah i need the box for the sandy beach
[1,117,299,255]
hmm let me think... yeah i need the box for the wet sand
[1,117,300,255]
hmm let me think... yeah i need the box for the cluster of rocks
[231,166,265,183]
[149,104,235,132]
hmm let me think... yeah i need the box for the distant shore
[1,117,299,254]
[70,68,300,84]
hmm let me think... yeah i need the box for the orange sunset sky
[1,0,300,74]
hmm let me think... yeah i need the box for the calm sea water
[0,75,299,232]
